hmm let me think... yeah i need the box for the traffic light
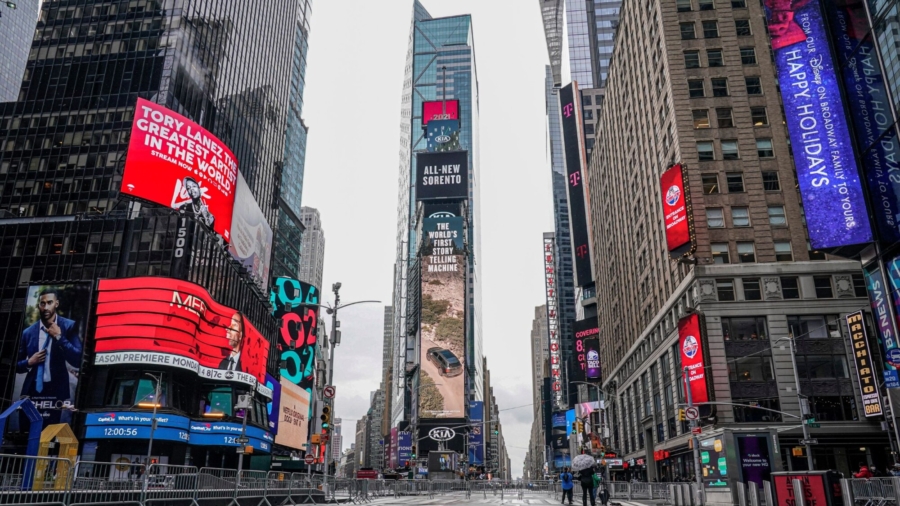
[411,445,417,459]
[321,406,331,430]
[677,408,686,421]
[576,421,584,434]
[572,422,578,433]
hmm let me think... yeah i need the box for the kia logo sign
[428,427,456,441]
[435,135,451,143]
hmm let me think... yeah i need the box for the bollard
[748,482,760,506]
[841,478,853,506]
[792,479,806,506]
[736,482,747,506]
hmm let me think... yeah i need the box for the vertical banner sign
[585,339,601,380]
[865,263,900,387]
[679,313,709,404]
[390,427,399,469]
[229,173,273,292]
[765,0,873,249]
[826,0,900,245]
[559,83,594,286]
[572,318,600,383]
[543,235,563,408]
[846,310,884,416]
[660,164,695,257]
[398,431,413,465]
[270,277,319,418]
[469,401,484,465]
[265,373,282,434]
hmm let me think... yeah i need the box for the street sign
[305,454,316,465]
[691,427,702,435]
[799,439,819,445]
[685,407,700,420]
[235,437,249,444]
[807,423,821,428]
[324,386,336,399]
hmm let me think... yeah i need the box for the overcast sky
[301,1,553,478]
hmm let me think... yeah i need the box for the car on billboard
[427,347,463,377]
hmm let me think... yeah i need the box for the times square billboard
[558,83,594,286]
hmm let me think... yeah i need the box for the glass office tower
[0,0,40,103]
[391,0,483,427]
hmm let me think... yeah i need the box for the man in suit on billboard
[219,312,243,371]
[16,289,83,402]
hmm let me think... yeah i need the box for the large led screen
[572,318,599,383]
[422,100,460,126]
[275,380,310,450]
[14,284,91,428]
[660,164,694,256]
[121,98,239,241]
[229,173,273,292]
[270,277,319,418]
[865,263,900,387]
[679,313,709,404]
[559,83,593,286]
[415,151,469,201]
[426,120,461,152]
[544,236,563,408]
[94,277,270,390]
[468,401,484,465]
[765,0,872,248]
[419,215,466,418]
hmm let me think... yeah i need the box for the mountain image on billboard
[419,251,466,419]
[229,173,273,292]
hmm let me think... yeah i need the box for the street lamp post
[788,336,816,471]
[142,372,162,491]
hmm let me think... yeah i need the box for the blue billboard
[189,421,274,453]
[398,431,413,466]
[766,0,872,248]
[84,412,190,443]
[551,411,567,428]
[565,409,576,437]
[469,401,484,465]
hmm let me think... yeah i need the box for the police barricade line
[195,467,238,501]
[234,470,268,498]
[0,453,71,506]
[68,460,142,506]
[845,478,900,506]
[142,464,199,506]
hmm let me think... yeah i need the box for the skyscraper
[332,418,343,463]
[0,0,38,103]
[391,1,482,429]
[298,206,325,289]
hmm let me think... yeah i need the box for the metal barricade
[0,454,71,506]
[846,477,900,506]
[68,460,142,506]
[609,481,630,499]
[195,467,237,502]
[142,464,198,506]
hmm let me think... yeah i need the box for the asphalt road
[421,337,465,418]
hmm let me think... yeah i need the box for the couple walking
[559,466,609,506]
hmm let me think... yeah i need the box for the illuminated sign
[274,380,310,450]
[270,277,319,418]
[866,263,900,387]
[415,151,469,201]
[585,339,601,381]
[229,174,273,292]
[94,277,270,391]
[189,421,273,453]
[559,83,593,286]
[121,98,239,241]
[426,120,461,152]
[660,164,694,257]
[846,311,883,417]
[422,100,460,126]
[765,0,872,249]
[679,313,708,404]
[544,235,563,408]
[84,412,190,443]
[573,318,600,383]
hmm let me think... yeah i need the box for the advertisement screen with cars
[419,213,466,419]
[93,277,270,392]
[228,173,273,292]
[121,98,239,242]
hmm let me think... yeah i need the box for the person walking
[560,467,574,505]
[577,465,597,506]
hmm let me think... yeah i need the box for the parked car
[427,347,463,377]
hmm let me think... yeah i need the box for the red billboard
[121,98,239,242]
[679,313,708,404]
[660,164,693,256]
[422,100,460,126]
[94,277,270,391]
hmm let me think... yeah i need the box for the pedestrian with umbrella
[571,455,597,506]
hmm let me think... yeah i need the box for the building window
[698,141,715,161]
[717,279,736,300]
[743,278,762,300]
[685,50,701,68]
[762,171,780,191]
[808,242,827,260]
[798,357,850,380]
[689,79,705,98]
[717,108,734,128]
[707,208,725,227]
[757,139,775,157]
[807,396,857,421]
[729,356,774,381]
[788,315,840,339]
[737,242,756,263]
[712,78,729,96]
[722,316,767,341]
[712,243,730,264]
[699,0,715,9]
[678,0,693,11]
[852,273,868,297]
[732,0,747,7]
[681,22,696,40]
[767,206,786,226]
[746,77,762,95]
[693,109,710,128]
[722,140,740,160]
[726,172,744,192]
[814,276,834,298]
[708,49,724,67]
[751,107,768,126]
[774,241,793,261]
[702,173,719,193]
[733,399,781,423]
[735,19,752,35]
[781,277,800,299]
[732,207,750,226]
[703,20,719,38]
[740,47,758,65]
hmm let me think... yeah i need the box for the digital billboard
[827,0,900,245]
[737,435,772,487]
[543,236,564,408]
[700,436,729,488]
[189,421,273,453]
[415,151,469,201]
[419,211,466,417]
[390,427,399,468]
[660,164,694,257]
[559,83,594,287]
[270,277,319,417]
[572,318,599,383]
[15,284,91,428]
[229,173,273,292]
[426,120,461,152]
[398,431,413,466]
[865,263,900,387]
[428,451,458,473]
[846,311,883,417]
[422,100,460,126]
[585,339,601,381]
[265,373,281,433]
[275,380,310,450]
[94,277,270,392]
[679,313,709,404]
[468,401,484,465]
[121,98,239,241]
[416,418,466,455]
[765,0,873,249]
[85,412,190,443]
